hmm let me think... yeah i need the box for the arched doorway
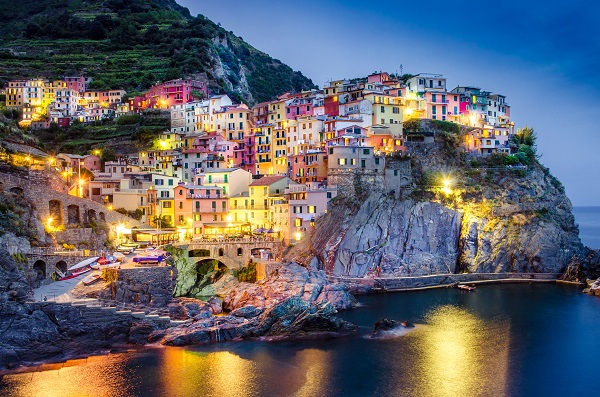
[87,209,97,223]
[194,259,228,293]
[33,260,47,281]
[67,205,80,224]
[55,260,68,276]
[49,200,63,225]
[218,248,224,256]
[9,186,24,196]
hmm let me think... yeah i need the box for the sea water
[2,284,600,397]
[573,206,600,249]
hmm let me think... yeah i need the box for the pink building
[146,79,208,109]
[173,184,228,235]
[64,76,86,93]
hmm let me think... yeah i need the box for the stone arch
[237,247,243,257]
[33,260,47,281]
[49,200,63,225]
[67,204,80,224]
[55,260,68,275]
[218,248,224,256]
[88,209,97,223]
[9,186,23,196]
[99,212,106,222]
[194,259,229,293]
[189,248,211,257]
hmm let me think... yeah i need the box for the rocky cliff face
[293,138,585,277]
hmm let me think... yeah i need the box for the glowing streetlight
[294,232,302,241]
[160,141,167,149]
[93,149,101,156]
[46,217,53,228]
[442,178,453,196]
[107,205,113,211]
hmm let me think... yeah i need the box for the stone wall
[100,267,177,307]
[0,171,142,229]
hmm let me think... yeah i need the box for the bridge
[173,237,283,270]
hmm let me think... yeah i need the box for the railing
[28,247,103,257]
[185,236,282,245]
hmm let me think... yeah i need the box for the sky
[179,0,600,206]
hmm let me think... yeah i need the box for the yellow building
[363,92,404,135]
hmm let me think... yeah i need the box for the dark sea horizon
[573,206,600,249]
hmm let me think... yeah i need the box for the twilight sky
[179,0,600,206]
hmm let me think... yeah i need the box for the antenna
[400,64,403,76]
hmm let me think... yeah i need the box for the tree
[152,214,172,229]
[515,126,537,147]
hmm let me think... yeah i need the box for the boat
[68,257,100,272]
[457,284,476,291]
[81,273,101,285]
[132,248,166,264]
[58,267,91,281]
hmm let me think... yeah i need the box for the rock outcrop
[151,297,356,346]
[148,263,357,346]
[223,263,357,311]
[299,143,585,277]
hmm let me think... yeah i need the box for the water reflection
[407,305,510,397]
[0,353,138,397]
[158,348,259,397]
[292,349,331,397]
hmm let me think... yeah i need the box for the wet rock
[208,296,223,314]
[230,305,263,318]
[371,318,414,337]
[156,296,356,346]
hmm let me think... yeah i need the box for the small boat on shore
[458,284,476,291]
[133,248,166,264]
[58,267,91,281]
[81,273,101,285]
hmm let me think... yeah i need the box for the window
[375,158,380,165]
[163,201,172,208]
[179,202,183,209]
[363,149,370,155]
[432,106,437,115]
[168,179,173,186]
[351,158,356,165]
[394,170,398,176]
[308,206,316,214]
[380,106,385,113]
[432,94,437,103]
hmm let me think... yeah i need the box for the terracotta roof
[249,175,288,187]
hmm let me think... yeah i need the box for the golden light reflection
[159,347,259,397]
[407,305,510,397]
[291,349,331,397]
[0,353,137,397]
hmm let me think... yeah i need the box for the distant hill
[0,0,316,104]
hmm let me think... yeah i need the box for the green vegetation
[511,126,537,165]
[0,191,38,241]
[233,262,257,283]
[0,0,315,104]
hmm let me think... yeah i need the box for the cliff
[287,129,586,278]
